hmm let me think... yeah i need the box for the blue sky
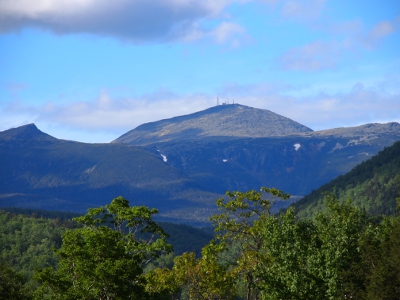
[1,0,399,142]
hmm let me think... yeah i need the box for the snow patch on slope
[157,150,168,162]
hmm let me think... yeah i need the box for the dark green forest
[1,190,400,300]
[294,140,400,218]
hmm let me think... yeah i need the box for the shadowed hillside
[0,124,220,218]
[293,140,400,218]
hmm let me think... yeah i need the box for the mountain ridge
[300,122,400,138]
[114,104,313,146]
[1,106,400,225]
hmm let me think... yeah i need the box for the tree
[145,188,285,300]
[192,187,290,299]
[0,261,32,300]
[362,198,400,299]
[145,244,235,300]
[311,193,372,299]
[34,196,172,300]
[255,207,324,299]
[164,188,375,300]
[213,189,374,299]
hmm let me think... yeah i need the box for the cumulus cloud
[0,0,247,44]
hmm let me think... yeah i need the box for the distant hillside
[0,124,220,218]
[113,104,313,145]
[139,122,400,196]
[2,112,400,225]
[293,140,400,218]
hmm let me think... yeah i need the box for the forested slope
[294,140,400,218]
[0,210,79,288]
[0,208,212,289]
[2,191,400,299]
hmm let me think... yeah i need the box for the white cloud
[0,0,333,45]
[0,0,250,45]
[0,89,215,138]
[2,78,399,143]
[215,80,400,130]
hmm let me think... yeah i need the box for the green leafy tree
[166,188,375,300]
[0,261,32,300]
[145,188,285,300]
[255,207,324,299]
[145,245,235,300]
[34,196,172,300]
[214,190,375,300]
[361,198,400,299]
[313,193,371,299]
[210,188,290,300]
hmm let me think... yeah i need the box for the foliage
[312,193,371,299]
[0,261,32,300]
[146,187,400,300]
[34,196,172,300]
[146,188,291,299]
[295,140,400,218]
[0,207,80,220]
[210,187,290,299]
[0,210,78,288]
[209,188,372,299]
[157,222,213,257]
[2,188,400,299]
[146,247,235,300]
[360,201,400,299]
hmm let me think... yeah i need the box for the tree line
[2,189,400,299]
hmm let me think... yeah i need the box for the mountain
[125,122,400,196]
[0,124,220,223]
[1,107,400,225]
[113,104,313,145]
[292,140,400,218]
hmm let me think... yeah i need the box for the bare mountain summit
[114,104,313,145]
